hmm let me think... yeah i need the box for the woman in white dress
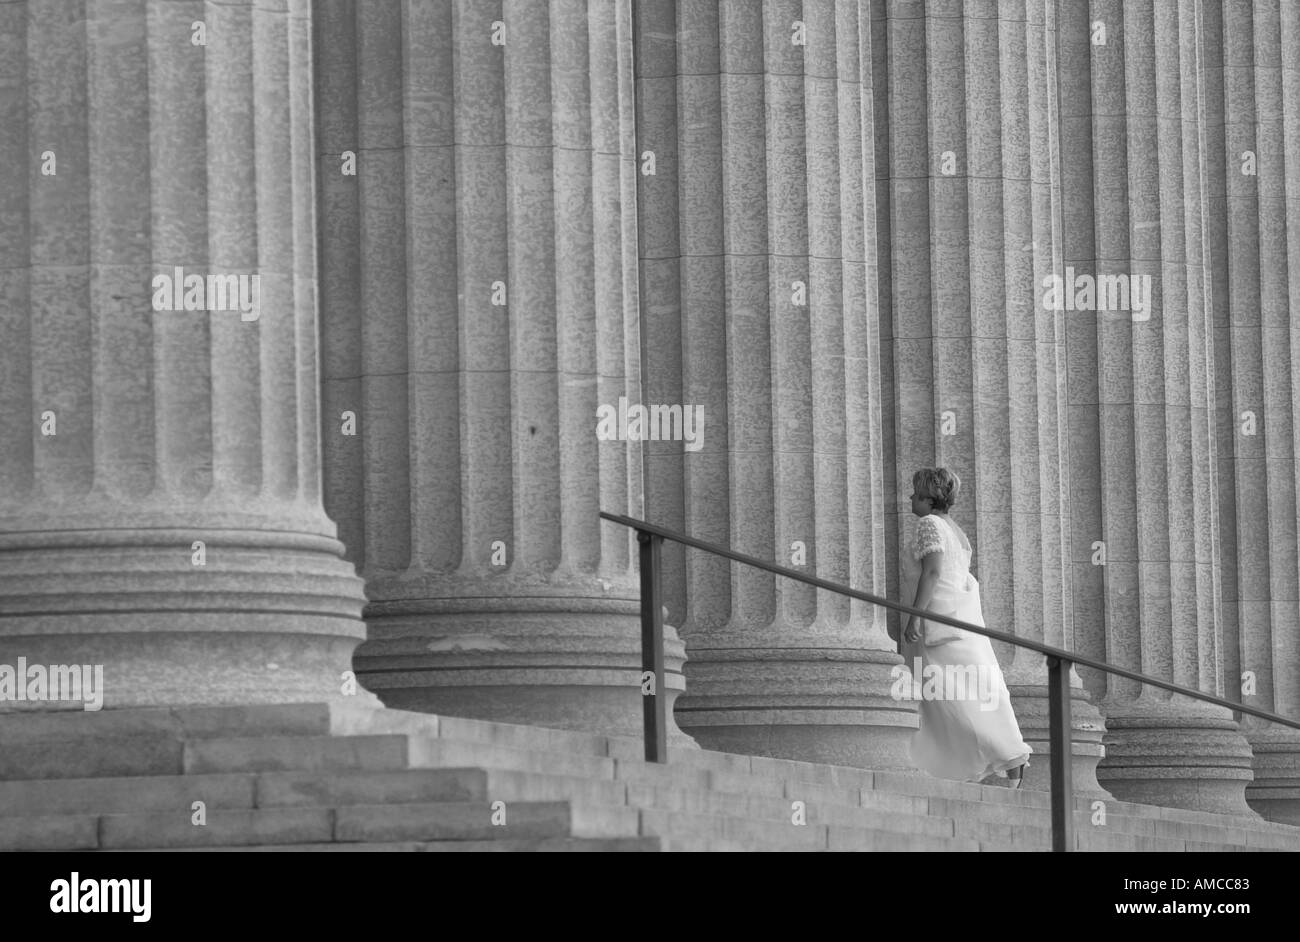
[893,468,1031,786]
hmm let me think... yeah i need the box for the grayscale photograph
[0,0,1297,894]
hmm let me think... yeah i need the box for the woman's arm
[904,549,942,643]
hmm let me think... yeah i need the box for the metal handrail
[600,509,1300,852]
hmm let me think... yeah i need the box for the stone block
[255,769,489,807]
[184,735,409,775]
[0,814,98,850]
[333,801,638,842]
[0,738,184,781]
[0,773,254,815]
[408,738,615,779]
[99,808,334,849]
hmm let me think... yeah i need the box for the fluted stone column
[0,0,374,709]
[636,0,906,768]
[873,0,1108,793]
[1059,0,1253,814]
[1206,0,1300,825]
[314,0,693,743]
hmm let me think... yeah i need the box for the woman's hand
[904,616,922,644]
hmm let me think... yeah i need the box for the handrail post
[1047,655,1074,852]
[638,529,668,763]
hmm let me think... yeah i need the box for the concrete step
[475,768,629,806]
[99,808,335,850]
[930,796,1187,842]
[0,814,99,851]
[334,801,641,843]
[409,738,616,780]
[185,735,411,775]
[0,768,621,817]
[112,837,662,852]
[656,835,781,852]
[1075,830,1192,852]
[14,799,644,850]
[0,773,258,815]
[624,780,957,838]
[13,733,1277,850]
[855,788,932,816]
[0,763,1160,849]
[608,736,754,773]
[404,837,660,852]
[610,757,712,790]
[628,805,971,850]
[830,830,981,851]
[41,762,1224,850]
[362,714,1300,845]
[1148,816,1271,846]
[344,709,613,759]
[251,767,956,842]
[5,704,1299,852]
[282,754,981,844]
[0,703,345,746]
[257,769,491,808]
[1242,829,1300,849]
[395,736,1230,848]
[929,796,1048,827]
[968,822,1053,849]
[0,737,186,781]
[866,769,991,803]
[636,807,829,849]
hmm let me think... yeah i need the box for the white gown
[898,514,1031,782]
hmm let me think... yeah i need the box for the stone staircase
[1,703,1297,852]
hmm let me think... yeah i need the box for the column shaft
[315,0,689,741]
[637,0,904,768]
[1207,0,1300,824]
[1063,0,1252,814]
[0,0,371,709]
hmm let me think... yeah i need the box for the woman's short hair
[913,467,961,512]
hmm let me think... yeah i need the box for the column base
[1245,725,1300,826]
[674,646,916,770]
[0,630,383,713]
[0,524,373,710]
[354,593,698,747]
[1006,683,1112,796]
[1096,699,1257,815]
